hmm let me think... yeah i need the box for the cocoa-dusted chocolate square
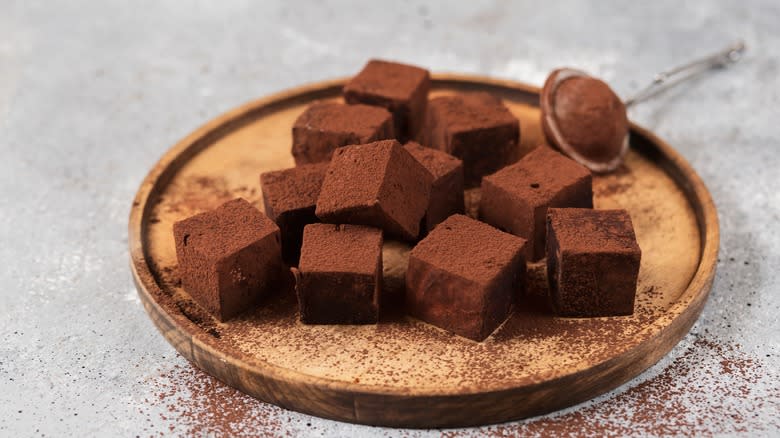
[403,141,464,234]
[344,59,430,142]
[260,163,328,266]
[546,208,642,317]
[294,223,383,324]
[480,146,592,261]
[422,92,520,185]
[291,102,394,165]
[173,198,283,322]
[406,214,527,342]
[315,140,432,241]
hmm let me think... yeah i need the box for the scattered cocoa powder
[162,175,257,216]
[442,336,778,437]
[140,365,286,437]
[134,335,776,436]
[593,164,636,198]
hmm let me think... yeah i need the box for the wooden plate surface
[129,74,719,428]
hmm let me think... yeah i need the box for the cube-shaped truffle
[260,163,329,266]
[344,59,431,142]
[547,208,642,317]
[480,146,592,261]
[404,141,464,234]
[294,223,383,324]
[406,215,527,341]
[315,140,432,241]
[422,93,520,185]
[291,102,394,165]
[173,198,283,321]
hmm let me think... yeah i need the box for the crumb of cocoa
[442,337,775,437]
[141,364,284,436]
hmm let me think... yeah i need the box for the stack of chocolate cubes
[173,60,642,342]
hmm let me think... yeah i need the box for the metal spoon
[541,41,746,173]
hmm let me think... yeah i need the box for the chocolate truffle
[315,140,432,241]
[343,59,430,142]
[422,92,520,185]
[291,101,394,165]
[480,146,593,261]
[173,198,283,322]
[406,215,527,342]
[546,208,642,317]
[294,223,383,324]
[541,68,629,173]
[403,141,465,234]
[260,163,329,266]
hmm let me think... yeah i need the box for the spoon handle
[624,40,746,108]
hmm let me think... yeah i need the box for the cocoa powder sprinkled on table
[442,337,777,437]
[135,336,776,436]
[141,365,286,437]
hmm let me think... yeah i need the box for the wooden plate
[129,74,718,428]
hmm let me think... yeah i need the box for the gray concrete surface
[1,1,778,436]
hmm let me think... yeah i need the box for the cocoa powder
[141,365,285,436]
[552,76,628,164]
[136,336,776,436]
[443,337,776,437]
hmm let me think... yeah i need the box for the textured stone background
[1,1,778,436]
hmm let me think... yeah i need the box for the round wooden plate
[129,74,719,428]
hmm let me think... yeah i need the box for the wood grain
[128,75,719,428]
